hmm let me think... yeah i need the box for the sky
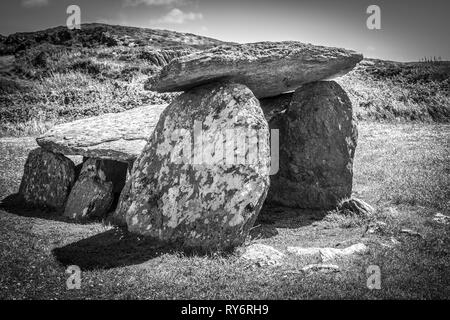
[0,0,448,62]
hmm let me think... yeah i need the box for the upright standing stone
[19,148,76,210]
[63,158,126,220]
[265,81,358,209]
[119,82,271,251]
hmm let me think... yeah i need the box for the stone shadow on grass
[256,203,328,229]
[247,203,328,240]
[0,193,117,225]
[0,193,67,221]
[53,228,235,270]
[53,228,178,270]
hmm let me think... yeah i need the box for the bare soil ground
[0,122,449,299]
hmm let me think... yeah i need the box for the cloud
[22,0,49,7]
[123,0,183,6]
[152,8,203,24]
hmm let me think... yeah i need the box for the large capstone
[265,81,358,209]
[18,148,76,210]
[63,158,126,220]
[149,41,363,98]
[118,82,271,251]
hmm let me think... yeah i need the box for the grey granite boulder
[266,81,358,209]
[19,148,76,210]
[149,41,363,98]
[36,104,167,162]
[118,82,271,251]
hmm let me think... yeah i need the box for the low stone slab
[64,178,113,220]
[149,41,363,98]
[63,158,127,220]
[36,104,168,162]
[19,148,76,210]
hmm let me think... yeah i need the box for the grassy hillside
[0,23,226,136]
[0,24,449,136]
[337,59,450,122]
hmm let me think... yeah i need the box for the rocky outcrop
[36,104,167,162]
[118,82,271,251]
[149,41,363,98]
[266,81,358,209]
[19,148,76,210]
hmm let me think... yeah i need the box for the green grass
[0,122,449,299]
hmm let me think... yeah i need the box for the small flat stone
[302,264,340,273]
[287,243,368,262]
[432,213,450,225]
[239,243,285,267]
[400,229,424,238]
[338,198,375,216]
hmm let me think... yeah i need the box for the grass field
[1,122,448,299]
